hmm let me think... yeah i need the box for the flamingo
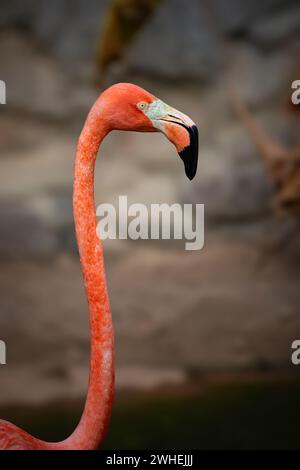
[0,83,198,450]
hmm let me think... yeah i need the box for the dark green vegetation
[1,379,300,449]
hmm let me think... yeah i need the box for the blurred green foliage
[2,379,300,449]
[104,380,300,449]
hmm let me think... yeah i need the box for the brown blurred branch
[96,0,161,78]
[230,86,300,218]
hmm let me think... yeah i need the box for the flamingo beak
[145,101,199,180]
[177,123,199,181]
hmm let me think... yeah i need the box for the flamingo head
[100,83,199,180]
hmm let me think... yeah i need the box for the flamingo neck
[61,100,114,449]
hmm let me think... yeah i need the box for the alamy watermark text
[96,196,204,250]
[0,340,6,365]
[0,80,6,104]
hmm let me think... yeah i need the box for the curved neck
[60,100,114,449]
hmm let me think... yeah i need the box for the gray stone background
[0,0,300,406]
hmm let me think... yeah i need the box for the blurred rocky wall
[1,0,299,76]
[0,0,299,256]
[0,1,300,402]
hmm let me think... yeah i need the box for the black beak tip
[186,169,195,181]
[178,124,199,181]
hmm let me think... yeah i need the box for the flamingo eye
[137,101,148,111]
